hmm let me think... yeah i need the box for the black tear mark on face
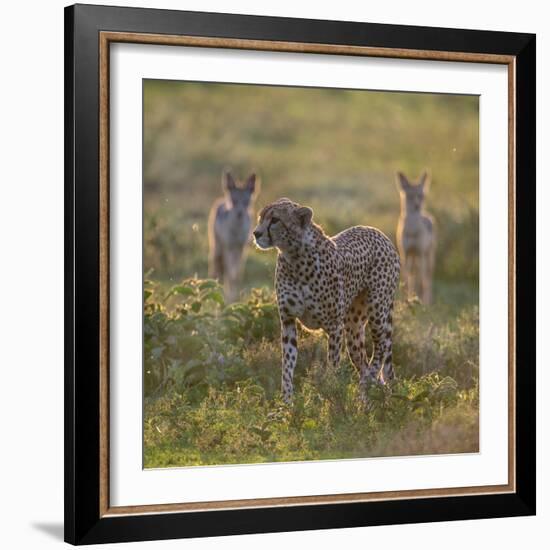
[267,216,282,244]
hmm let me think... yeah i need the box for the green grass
[142,80,479,468]
[143,279,478,467]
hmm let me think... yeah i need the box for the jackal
[396,171,436,304]
[208,171,259,302]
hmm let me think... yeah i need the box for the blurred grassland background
[143,79,479,468]
[144,80,479,301]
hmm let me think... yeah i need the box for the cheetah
[208,171,259,302]
[253,198,400,403]
[396,171,436,304]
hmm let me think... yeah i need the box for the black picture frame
[65,3,536,545]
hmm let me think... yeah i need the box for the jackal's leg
[209,241,224,282]
[415,256,426,301]
[419,256,431,302]
[223,248,244,303]
[426,245,435,304]
[418,252,432,305]
[405,252,417,300]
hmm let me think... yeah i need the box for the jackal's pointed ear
[418,170,430,191]
[222,171,236,192]
[245,173,258,195]
[296,206,313,228]
[396,172,410,191]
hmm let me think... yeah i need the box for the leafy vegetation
[144,279,478,467]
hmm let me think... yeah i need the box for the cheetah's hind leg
[344,292,375,407]
[344,293,368,375]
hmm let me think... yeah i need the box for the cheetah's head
[253,198,313,252]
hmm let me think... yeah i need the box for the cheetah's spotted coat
[253,198,400,403]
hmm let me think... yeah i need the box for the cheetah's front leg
[327,323,344,370]
[280,318,298,403]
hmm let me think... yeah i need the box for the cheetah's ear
[396,172,411,191]
[222,171,236,192]
[296,206,313,228]
[245,173,258,195]
[419,170,430,191]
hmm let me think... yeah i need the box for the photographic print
[143,80,480,469]
[65,6,535,542]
